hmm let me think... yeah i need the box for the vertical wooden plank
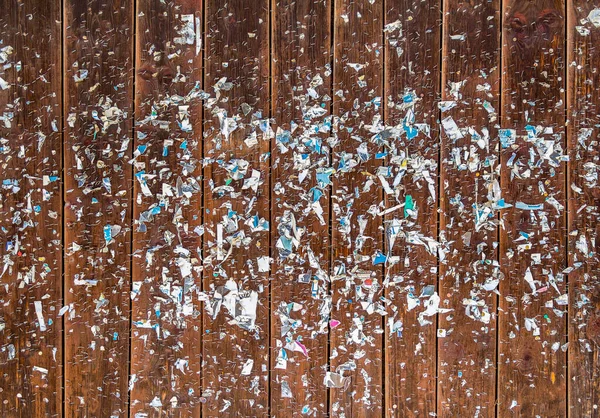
[330,0,383,416]
[130,0,203,416]
[0,0,62,416]
[270,0,331,415]
[63,0,134,416]
[437,1,501,416]
[567,1,600,416]
[201,0,270,416]
[498,0,567,416]
[383,1,440,416]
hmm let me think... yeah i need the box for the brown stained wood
[201,0,270,416]
[270,0,331,415]
[130,1,203,416]
[567,1,600,416]
[383,1,440,416]
[0,0,62,416]
[330,0,383,416]
[63,0,134,416]
[0,1,594,416]
[438,1,501,417]
[498,0,567,416]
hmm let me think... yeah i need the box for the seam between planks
[563,1,569,417]
[327,0,335,414]
[329,1,336,416]
[378,3,385,414]
[198,0,207,418]
[202,2,207,413]
[268,0,273,415]
[437,1,444,416]
[128,0,137,417]
[61,0,66,415]
[495,0,503,416]
[566,1,572,416]
[128,1,137,417]
[436,2,443,417]
[381,1,386,416]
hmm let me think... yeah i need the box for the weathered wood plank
[567,1,600,416]
[498,0,567,416]
[0,0,62,416]
[63,0,134,416]
[437,1,501,416]
[330,0,383,416]
[130,0,203,416]
[270,0,332,415]
[201,0,271,416]
[383,1,440,416]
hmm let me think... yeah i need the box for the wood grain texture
[0,1,594,417]
[383,1,440,416]
[130,0,203,416]
[63,0,133,416]
[567,1,600,416]
[330,0,383,416]
[0,0,63,416]
[270,0,332,416]
[438,1,501,416]
[498,0,567,416]
[201,0,271,416]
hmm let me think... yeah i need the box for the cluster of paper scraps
[2,4,600,415]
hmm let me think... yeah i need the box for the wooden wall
[0,0,598,417]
